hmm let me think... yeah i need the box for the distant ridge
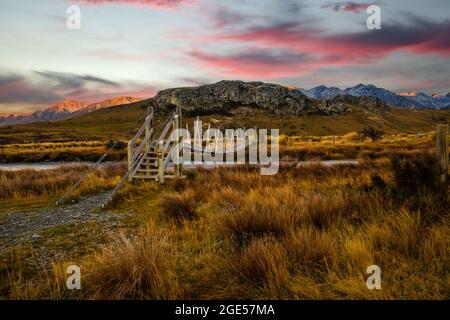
[0,96,142,126]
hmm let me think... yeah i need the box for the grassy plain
[0,152,448,299]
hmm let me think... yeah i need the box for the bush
[391,153,449,216]
[391,153,444,196]
[360,127,384,141]
[105,140,127,150]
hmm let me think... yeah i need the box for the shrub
[391,153,446,196]
[360,127,384,141]
[105,140,127,150]
[391,153,449,217]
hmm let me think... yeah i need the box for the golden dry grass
[0,163,125,200]
[1,154,449,300]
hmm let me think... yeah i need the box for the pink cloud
[184,16,450,79]
[321,2,371,13]
[189,49,317,79]
[206,19,450,60]
[72,0,195,10]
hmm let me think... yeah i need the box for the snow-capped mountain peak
[0,97,142,127]
[300,84,449,109]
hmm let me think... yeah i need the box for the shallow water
[0,159,359,172]
[0,162,113,171]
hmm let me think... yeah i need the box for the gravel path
[0,192,127,253]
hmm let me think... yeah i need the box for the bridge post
[177,106,183,176]
[127,141,133,182]
[173,114,181,177]
[158,140,165,184]
[145,107,153,152]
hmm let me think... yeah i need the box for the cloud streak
[321,2,371,13]
[0,71,158,106]
[189,49,316,79]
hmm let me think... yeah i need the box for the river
[0,160,359,171]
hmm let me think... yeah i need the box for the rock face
[316,100,351,116]
[328,95,387,112]
[153,80,312,116]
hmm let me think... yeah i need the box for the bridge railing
[127,108,153,179]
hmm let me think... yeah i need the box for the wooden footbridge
[101,107,184,207]
[127,106,183,182]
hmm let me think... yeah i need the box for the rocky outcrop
[153,80,313,116]
[153,81,390,117]
[328,95,387,112]
[316,100,351,116]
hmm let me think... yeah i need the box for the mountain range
[299,84,450,109]
[0,97,141,126]
[1,82,449,128]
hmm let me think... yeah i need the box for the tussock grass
[160,190,199,224]
[81,229,183,299]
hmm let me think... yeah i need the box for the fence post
[158,140,165,184]
[436,124,449,182]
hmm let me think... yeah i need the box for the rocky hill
[153,80,390,117]
[154,80,312,115]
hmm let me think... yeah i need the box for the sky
[0,0,449,113]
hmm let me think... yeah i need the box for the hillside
[0,81,449,144]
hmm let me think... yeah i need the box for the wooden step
[137,168,159,173]
[132,175,158,180]
[142,159,157,164]
[132,174,176,180]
